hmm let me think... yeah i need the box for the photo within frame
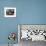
[18,25,46,41]
[4,7,16,17]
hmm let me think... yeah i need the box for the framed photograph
[4,7,16,17]
[18,24,46,42]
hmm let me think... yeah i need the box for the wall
[0,0,46,44]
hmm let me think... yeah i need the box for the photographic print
[18,24,46,46]
[18,24,46,41]
[4,7,16,17]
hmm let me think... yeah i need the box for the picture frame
[18,24,46,42]
[4,7,16,17]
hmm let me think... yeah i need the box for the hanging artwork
[18,24,46,41]
[4,7,16,17]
